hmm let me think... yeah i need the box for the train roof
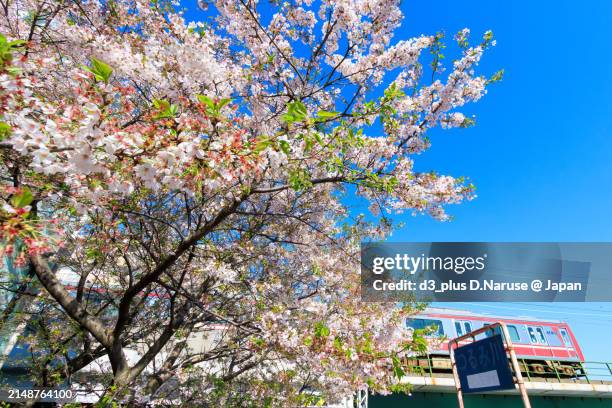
[421,307,565,324]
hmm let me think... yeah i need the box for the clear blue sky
[389,0,612,363]
[388,0,612,242]
[183,1,612,362]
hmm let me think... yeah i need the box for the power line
[447,302,612,319]
[513,302,612,314]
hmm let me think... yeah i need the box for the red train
[406,308,585,377]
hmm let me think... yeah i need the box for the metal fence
[403,356,612,384]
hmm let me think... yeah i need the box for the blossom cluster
[0,0,499,405]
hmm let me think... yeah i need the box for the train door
[527,325,554,358]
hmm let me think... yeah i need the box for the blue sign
[455,334,515,393]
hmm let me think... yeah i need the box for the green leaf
[10,187,33,208]
[196,95,231,118]
[282,100,308,124]
[0,121,11,141]
[382,83,405,101]
[314,322,330,338]
[218,98,232,108]
[152,99,178,119]
[8,39,27,48]
[196,94,214,109]
[254,137,272,153]
[288,168,312,191]
[304,136,314,153]
[278,139,291,155]
[0,34,26,65]
[91,57,113,82]
[153,98,170,110]
[392,355,405,379]
[281,113,294,123]
[5,66,22,76]
[291,100,307,117]
[168,104,179,116]
[486,69,505,85]
[82,57,113,83]
[251,337,265,347]
[316,110,339,119]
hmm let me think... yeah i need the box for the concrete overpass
[368,370,612,407]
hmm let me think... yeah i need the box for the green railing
[403,356,612,384]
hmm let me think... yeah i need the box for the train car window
[559,328,573,347]
[483,323,502,338]
[483,322,492,337]
[455,321,464,337]
[535,327,547,344]
[406,318,444,335]
[527,327,538,343]
[507,325,521,342]
[454,321,473,337]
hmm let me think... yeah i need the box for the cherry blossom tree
[0,0,501,405]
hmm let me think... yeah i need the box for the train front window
[535,327,547,344]
[527,327,538,343]
[463,322,473,334]
[406,318,444,336]
[560,328,573,347]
